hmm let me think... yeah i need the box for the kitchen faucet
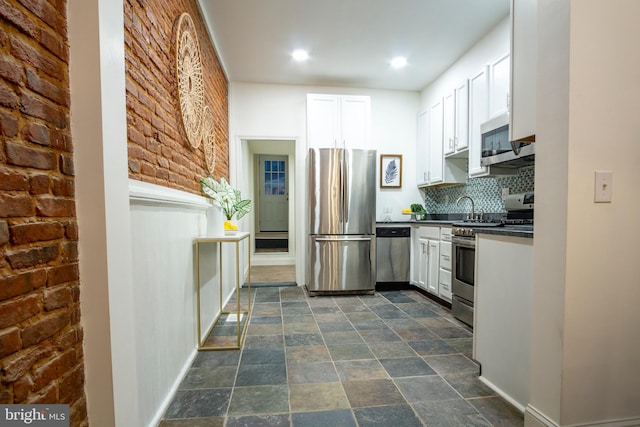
[456,195,476,221]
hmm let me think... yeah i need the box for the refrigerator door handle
[315,236,372,242]
[342,149,349,224]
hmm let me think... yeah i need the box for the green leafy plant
[200,176,252,220]
[410,203,426,213]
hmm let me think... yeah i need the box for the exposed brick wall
[0,0,87,425]
[125,0,229,194]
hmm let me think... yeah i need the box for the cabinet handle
[442,255,450,260]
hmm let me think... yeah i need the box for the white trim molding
[525,405,640,427]
[129,179,210,209]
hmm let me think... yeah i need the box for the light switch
[594,170,613,203]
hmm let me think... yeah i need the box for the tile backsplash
[422,166,534,214]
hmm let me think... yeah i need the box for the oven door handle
[452,237,476,249]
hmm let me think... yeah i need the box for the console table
[194,232,251,350]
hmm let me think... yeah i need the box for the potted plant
[200,176,252,232]
[411,203,427,221]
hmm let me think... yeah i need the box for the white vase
[206,205,225,236]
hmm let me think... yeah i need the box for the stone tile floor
[159,286,524,426]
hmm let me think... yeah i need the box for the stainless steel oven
[451,230,476,328]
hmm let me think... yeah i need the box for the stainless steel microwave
[480,112,534,168]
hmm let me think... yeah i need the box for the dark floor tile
[350,319,388,330]
[394,375,459,403]
[247,323,284,336]
[392,327,437,341]
[158,417,224,426]
[412,399,491,427]
[240,348,285,365]
[367,341,418,359]
[322,331,365,346]
[284,322,320,334]
[359,294,392,306]
[280,287,307,301]
[431,326,473,339]
[288,361,339,384]
[407,339,458,356]
[353,404,422,427]
[291,409,356,427]
[179,366,236,389]
[334,359,387,381]
[252,303,283,316]
[317,321,355,332]
[191,350,240,368]
[250,316,283,324]
[227,385,289,415]
[254,292,281,303]
[343,311,378,322]
[310,305,341,314]
[358,328,402,344]
[286,345,332,365]
[164,389,231,418]
[243,335,284,350]
[289,382,350,412]
[469,396,525,426]
[397,303,440,318]
[379,357,436,378]
[383,317,424,330]
[235,363,287,386]
[423,354,479,375]
[211,324,241,337]
[416,316,459,329]
[342,379,406,407]
[282,314,315,324]
[328,343,375,361]
[285,333,324,347]
[369,304,409,319]
[444,337,473,356]
[380,292,416,303]
[443,372,497,398]
[282,302,312,315]
[226,414,291,427]
[313,311,349,323]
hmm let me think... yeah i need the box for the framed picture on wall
[380,154,402,188]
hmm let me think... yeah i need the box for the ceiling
[198,0,510,92]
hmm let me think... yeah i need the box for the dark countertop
[475,226,533,239]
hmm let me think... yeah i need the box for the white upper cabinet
[468,66,489,177]
[416,110,429,186]
[307,94,371,149]
[444,80,470,158]
[489,53,511,118]
[509,0,537,142]
[428,99,444,183]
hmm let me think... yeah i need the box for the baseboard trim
[478,376,526,413]
[525,404,640,427]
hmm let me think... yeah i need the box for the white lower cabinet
[438,228,452,302]
[412,225,449,299]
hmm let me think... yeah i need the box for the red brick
[128,158,140,173]
[26,68,68,106]
[52,177,74,197]
[0,193,35,217]
[56,325,80,350]
[60,242,77,262]
[0,327,21,357]
[0,293,41,329]
[10,35,64,81]
[29,173,50,194]
[22,121,51,146]
[0,55,24,85]
[33,348,76,390]
[49,128,71,152]
[0,78,19,108]
[0,1,38,38]
[0,269,46,300]
[0,110,20,137]
[13,375,33,402]
[43,285,70,311]
[18,0,66,36]
[10,221,64,245]
[59,153,73,175]
[5,141,56,170]
[64,221,77,240]
[0,220,8,245]
[6,244,58,269]
[58,363,83,403]
[29,382,57,404]
[35,196,75,217]
[18,90,67,129]
[47,264,78,286]
[21,310,69,347]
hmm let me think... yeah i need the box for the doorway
[256,155,289,252]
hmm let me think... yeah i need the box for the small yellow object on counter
[401,208,412,214]
[223,221,238,230]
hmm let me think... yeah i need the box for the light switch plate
[594,170,613,203]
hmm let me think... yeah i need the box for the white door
[259,155,288,231]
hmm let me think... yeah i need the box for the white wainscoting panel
[127,180,244,426]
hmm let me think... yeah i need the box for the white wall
[229,83,420,285]
[529,1,640,426]
[420,17,510,112]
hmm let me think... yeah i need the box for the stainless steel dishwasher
[376,227,411,286]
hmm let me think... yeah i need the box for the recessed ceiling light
[390,56,408,69]
[292,49,309,62]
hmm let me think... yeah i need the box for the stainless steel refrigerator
[307,148,376,295]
